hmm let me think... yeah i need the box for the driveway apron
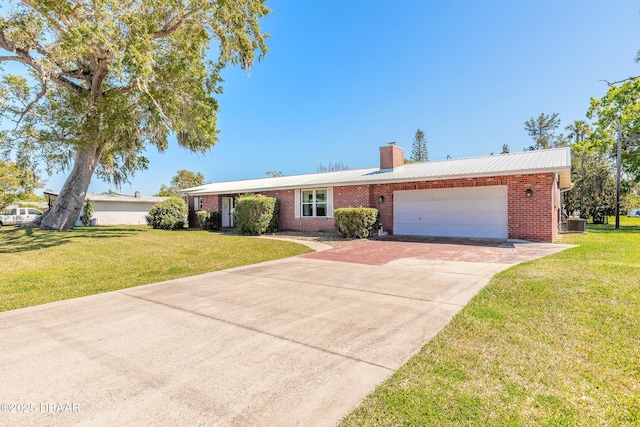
[0,239,574,426]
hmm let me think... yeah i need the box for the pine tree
[411,129,429,162]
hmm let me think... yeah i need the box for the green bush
[334,207,379,238]
[235,194,279,235]
[145,197,187,229]
[196,210,208,228]
[79,200,95,226]
[267,199,280,233]
[196,210,221,231]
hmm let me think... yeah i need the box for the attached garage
[393,186,508,239]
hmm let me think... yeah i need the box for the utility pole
[580,155,585,217]
[616,127,622,230]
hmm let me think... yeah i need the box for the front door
[222,197,234,228]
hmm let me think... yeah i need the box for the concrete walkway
[0,240,574,426]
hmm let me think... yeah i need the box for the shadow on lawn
[0,226,141,254]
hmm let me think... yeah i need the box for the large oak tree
[0,0,269,229]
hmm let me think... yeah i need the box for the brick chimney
[380,142,404,170]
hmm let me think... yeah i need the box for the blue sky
[41,1,640,196]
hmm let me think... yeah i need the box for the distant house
[44,191,167,226]
[179,144,572,243]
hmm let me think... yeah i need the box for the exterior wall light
[525,189,533,198]
[378,195,384,203]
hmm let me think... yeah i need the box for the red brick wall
[333,185,372,210]
[202,195,220,212]
[506,173,559,242]
[187,195,220,227]
[187,173,560,242]
[260,186,372,232]
[263,189,330,231]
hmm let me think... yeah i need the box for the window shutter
[193,197,200,211]
[294,190,301,219]
[327,188,334,218]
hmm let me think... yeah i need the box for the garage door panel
[393,186,508,239]
[474,186,505,198]
[394,223,506,238]
[396,215,505,226]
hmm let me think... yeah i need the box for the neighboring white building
[44,191,168,226]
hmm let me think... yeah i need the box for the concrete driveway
[0,239,573,426]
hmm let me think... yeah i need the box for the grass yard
[341,217,640,426]
[0,226,312,312]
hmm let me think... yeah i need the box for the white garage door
[393,186,508,239]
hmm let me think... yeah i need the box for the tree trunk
[39,143,104,230]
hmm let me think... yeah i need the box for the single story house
[44,191,167,226]
[181,144,572,242]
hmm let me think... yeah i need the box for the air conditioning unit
[566,218,586,232]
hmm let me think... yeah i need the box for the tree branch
[600,76,640,86]
[14,76,47,130]
[1,28,88,95]
[88,47,110,99]
[152,7,205,39]
[0,55,21,62]
[103,85,133,96]
[21,0,69,34]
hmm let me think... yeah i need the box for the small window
[194,197,202,211]
[28,209,41,215]
[302,189,328,217]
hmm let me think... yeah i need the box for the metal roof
[44,191,167,204]
[182,147,572,195]
[85,194,168,203]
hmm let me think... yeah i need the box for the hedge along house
[181,144,572,242]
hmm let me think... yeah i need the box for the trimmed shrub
[267,199,280,233]
[334,207,379,238]
[196,210,221,231]
[235,194,279,235]
[145,197,187,229]
[196,210,208,229]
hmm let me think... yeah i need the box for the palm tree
[565,120,592,144]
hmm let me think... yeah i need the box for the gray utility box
[566,218,586,232]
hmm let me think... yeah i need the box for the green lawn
[341,217,640,426]
[0,226,312,312]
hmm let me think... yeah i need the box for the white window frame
[294,188,333,219]
[194,197,203,211]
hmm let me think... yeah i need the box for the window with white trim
[302,189,327,217]
[194,197,202,211]
[294,188,333,219]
